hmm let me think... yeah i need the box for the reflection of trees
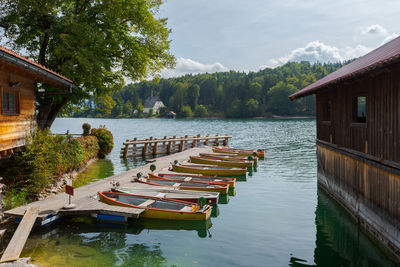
[118,244,168,267]
[73,159,114,187]
[84,232,127,251]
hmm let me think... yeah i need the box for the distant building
[0,46,74,158]
[289,36,400,258]
[140,95,165,114]
[167,111,176,119]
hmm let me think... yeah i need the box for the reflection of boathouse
[290,36,400,258]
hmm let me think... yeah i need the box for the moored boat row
[98,146,265,221]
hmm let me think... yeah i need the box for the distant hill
[73,61,344,118]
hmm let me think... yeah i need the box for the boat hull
[150,173,236,188]
[172,164,247,176]
[99,192,212,221]
[199,153,258,164]
[212,147,265,158]
[189,156,253,168]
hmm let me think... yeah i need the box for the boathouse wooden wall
[314,62,400,258]
[0,68,35,153]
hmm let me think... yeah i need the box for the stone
[0,257,36,267]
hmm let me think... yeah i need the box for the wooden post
[204,134,209,145]
[153,140,158,155]
[365,140,368,154]
[172,135,176,153]
[167,141,171,154]
[214,133,219,146]
[192,135,198,148]
[224,134,229,146]
[132,137,137,156]
[123,142,129,158]
[179,140,184,152]
[142,139,148,156]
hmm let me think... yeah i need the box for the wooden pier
[121,134,231,158]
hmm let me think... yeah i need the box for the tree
[0,0,175,128]
[267,81,298,115]
[135,102,144,116]
[187,84,200,109]
[95,95,116,116]
[179,105,192,118]
[194,104,208,117]
[123,100,133,116]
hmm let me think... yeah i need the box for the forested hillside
[73,61,343,118]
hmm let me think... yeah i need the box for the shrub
[91,125,114,158]
[194,105,208,117]
[82,123,91,136]
[3,189,28,210]
[0,128,100,199]
[180,105,193,118]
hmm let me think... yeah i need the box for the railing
[120,134,232,158]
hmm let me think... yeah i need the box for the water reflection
[73,159,114,188]
[289,188,397,267]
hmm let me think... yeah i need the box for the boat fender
[150,164,156,172]
[252,152,257,157]
[248,156,253,161]
[192,205,199,212]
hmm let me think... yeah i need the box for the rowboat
[114,186,220,204]
[99,192,212,221]
[135,177,229,194]
[199,152,258,163]
[189,156,254,168]
[149,172,236,188]
[172,164,247,176]
[213,147,265,158]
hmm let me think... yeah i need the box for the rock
[0,183,6,194]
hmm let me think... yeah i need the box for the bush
[91,125,114,158]
[0,128,100,200]
[82,123,91,136]
[179,105,193,118]
[194,105,208,117]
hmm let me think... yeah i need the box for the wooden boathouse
[0,46,74,158]
[290,36,400,258]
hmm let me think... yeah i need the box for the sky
[158,0,400,78]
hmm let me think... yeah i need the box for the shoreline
[61,115,316,120]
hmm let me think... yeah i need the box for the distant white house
[142,96,165,114]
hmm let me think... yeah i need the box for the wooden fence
[120,134,232,158]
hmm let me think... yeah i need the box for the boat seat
[139,200,156,207]
[184,177,192,182]
[180,206,193,212]
[173,183,181,187]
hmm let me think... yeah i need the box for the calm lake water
[20,118,397,266]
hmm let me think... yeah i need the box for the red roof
[289,36,400,100]
[0,45,73,83]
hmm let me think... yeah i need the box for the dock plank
[0,207,39,263]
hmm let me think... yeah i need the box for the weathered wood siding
[316,62,400,163]
[0,69,35,152]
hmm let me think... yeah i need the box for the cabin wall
[0,69,35,152]
[315,62,400,258]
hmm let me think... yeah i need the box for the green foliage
[0,0,175,128]
[73,61,344,118]
[91,126,114,158]
[179,105,193,118]
[194,104,208,117]
[82,123,91,136]
[3,189,28,210]
[0,128,99,199]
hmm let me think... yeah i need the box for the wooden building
[0,46,74,157]
[290,36,400,258]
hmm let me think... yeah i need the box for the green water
[20,118,397,266]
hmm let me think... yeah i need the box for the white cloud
[162,57,227,78]
[381,33,399,45]
[264,41,374,68]
[362,24,387,35]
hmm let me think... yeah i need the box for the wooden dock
[5,146,212,223]
[0,207,38,263]
[121,134,231,158]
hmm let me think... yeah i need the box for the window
[2,91,19,115]
[322,100,331,122]
[353,96,366,123]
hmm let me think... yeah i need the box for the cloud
[381,33,399,45]
[264,41,374,68]
[362,24,387,35]
[162,57,227,78]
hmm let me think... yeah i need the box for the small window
[322,100,331,122]
[2,91,19,115]
[353,96,366,123]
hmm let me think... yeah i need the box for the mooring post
[142,138,148,156]
[214,133,219,145]
[204,134,209,145]
[123,139,129,158]
[224,134,229,146]
[132,137,137,156]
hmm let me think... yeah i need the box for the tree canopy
[0,0,175,128]
[75,61,344,118]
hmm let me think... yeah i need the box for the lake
[21,118,397,266]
